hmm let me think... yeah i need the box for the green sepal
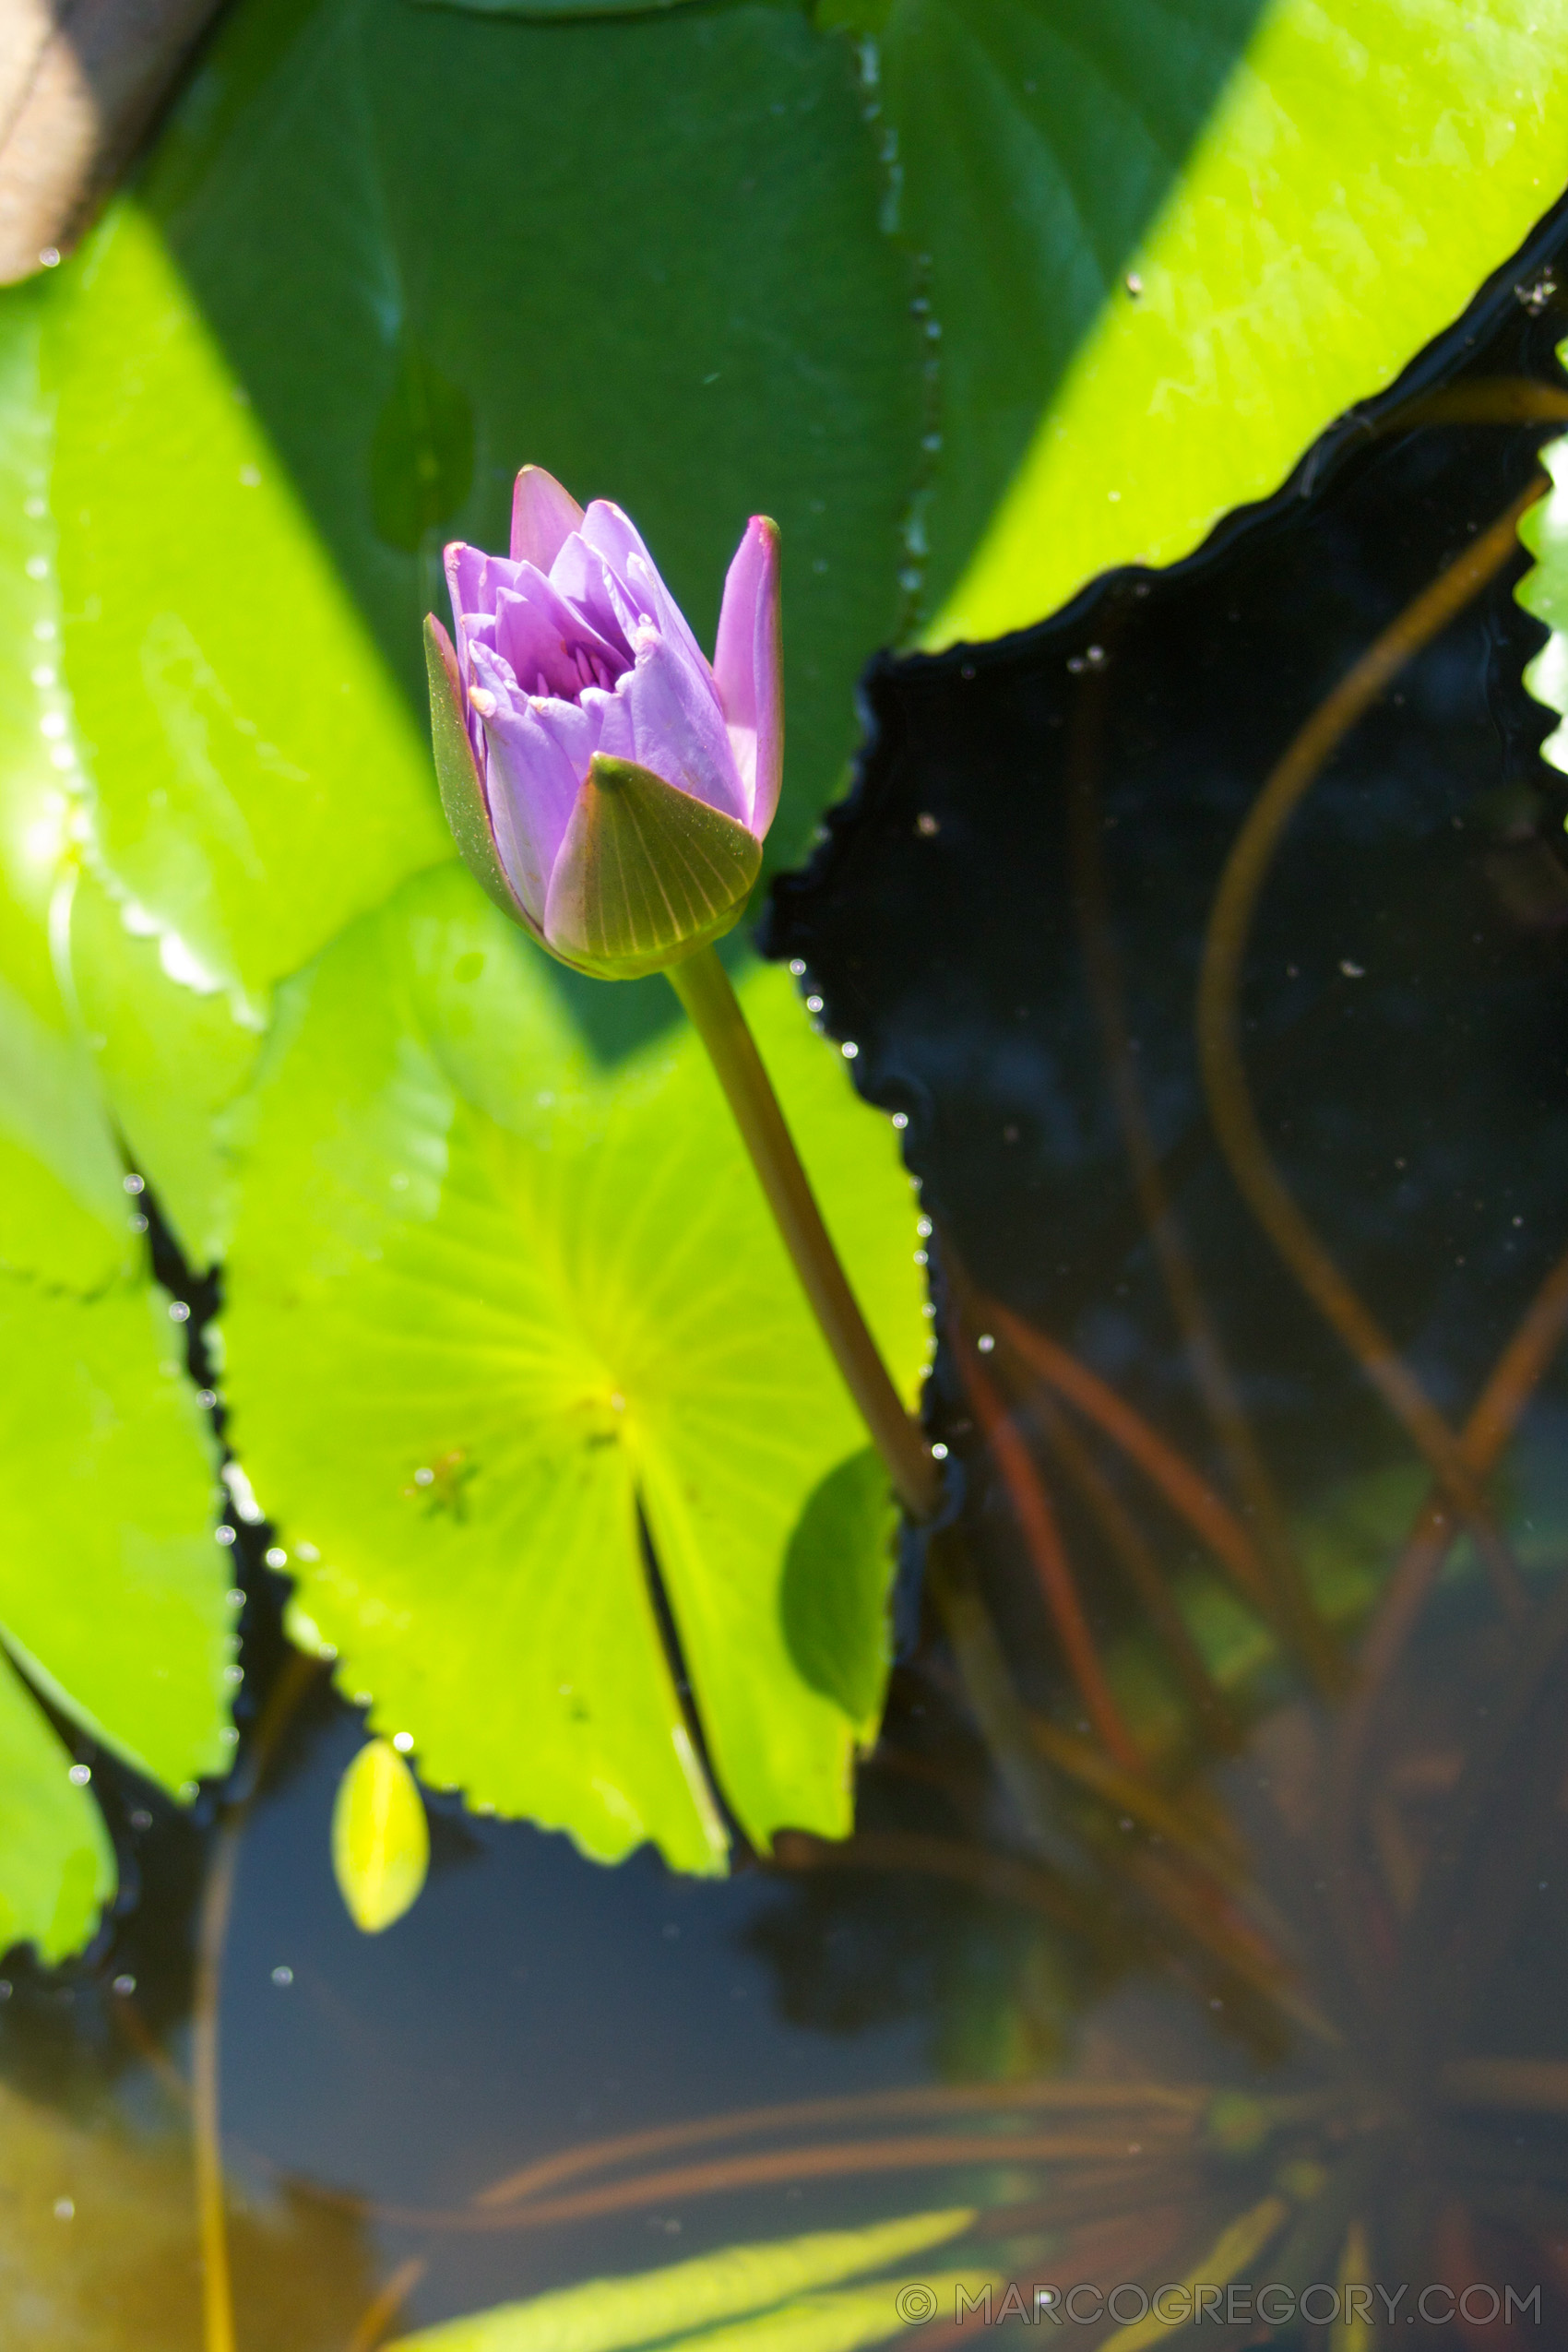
[544,754,762,980]
[423,616,536,933]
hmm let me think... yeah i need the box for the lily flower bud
[426,466,782,980]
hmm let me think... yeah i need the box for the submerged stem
[192,1651,323,2352]
[1194,481,1544,1606]
[666,946,939,1520]
[193,1824,239,2352]
[952,1324,1146,1774]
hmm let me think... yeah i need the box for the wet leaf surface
[220,868,929,1870]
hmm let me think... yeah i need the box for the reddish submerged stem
[1194,481,1546,1612]
[980,1299,1277,1621]
[955,1327,1145,1774]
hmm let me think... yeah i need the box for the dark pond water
[10,197,1568,2352]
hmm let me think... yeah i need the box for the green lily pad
[19,202,457,1262]
[0,1272,233,1956]
[0,1656,113,1966]
[0,1275,232,1790]
[220,862,928,1871]
[781,1446,898,1726]
[0,283,132,1289]
[903,0,1568,645]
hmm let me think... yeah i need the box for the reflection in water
[8,211,1568,2352]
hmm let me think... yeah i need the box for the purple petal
[612,629,747,824]
[547,531,643,655]
[493,570,630,704]
[577,501,711,683]
[712,516,782,837]
[445,540,521,629]
[510,466,585,570]
[475,678,596,925]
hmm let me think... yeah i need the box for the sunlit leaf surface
[0,1276,231,1788]
[220,866,928,1871]
[388,2208,977,2352]
[0,286,133,1289]
[0,1274,230,1951]
[0,1651,113,1964]
[842,0,1568,645]
[42,204,454,1264]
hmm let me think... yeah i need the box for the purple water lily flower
[425,466,781,979]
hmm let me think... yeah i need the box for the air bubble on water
[271,1965,293,1987]
[25,555,48,581]
[130,1810,152,1832]
[892,1112,909,1130]
[30,663,54,687]
[197,1388,218,1409]
[112,1974,136,1997]
[393,1732,414,1753]
[128,1213,148,1234]
[33,618,55,641]
[913,1250,927,1265]
[841,1040,859,1059]
[977,1333,995,1353]
[226,1588,244,1609]
[264,1545,287,1568]
[123,1172,145,1195]
[67,1764,90,1786]
[805,995,823,1014]
[53,2199,73,2221]
[223,1665,244,1686]
[215,1526,236,1546]
[916,1216,932,1237]
[789,959,805,977]
[931,1442,949,1460]
[413,1466,434,1486]
[169,1300,190,1323]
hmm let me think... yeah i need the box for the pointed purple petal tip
[510,466,585,571]
[712,515,782,839]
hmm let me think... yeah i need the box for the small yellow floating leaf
[331,1738,428,1933]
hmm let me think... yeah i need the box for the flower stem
[665,947,939,1522]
